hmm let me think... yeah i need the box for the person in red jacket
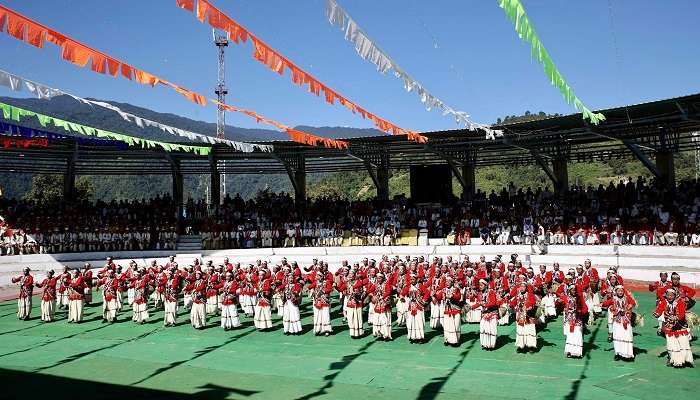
[601,285,636,361]
[312,273,334,336]
[669,272,697,310]
[649,272,671,305]
[98,270,120,323]
[473,279,499,350]
[57,265,71,309]
[163,269,181,327]
[220,272,241,330]
[187,270,208,329]
[405,274,430,343]
[253,270,273,331]
[510,281,537,352]
[11,267,34,320]
[81,263,94,305]
[282,274,303,335]
[35,269,58,322]
[439,276,463,346]
[340,271,365,338]
[654,287,694,367]
[558,282,588,358]
[68,269,85,323]
[131,270,150,324]
[369,273,393,340]
[205,265,223,316]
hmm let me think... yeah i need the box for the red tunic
[98,277,120,302]
[220,280,239,306]
[12,275,33,298]
[36,277,57,301]
[69,276,85,300]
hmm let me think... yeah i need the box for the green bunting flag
[0,102,212,155]
[496,0,605,124]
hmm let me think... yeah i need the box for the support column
[170,159,184,211]
[294,157,306,208]
[461,164,476,199]
[63,159,76,201]
[656,151,675,188]
[63,145,77,202]
[209,154,220,206]
[376,166,389,201]
[552,158,569,194]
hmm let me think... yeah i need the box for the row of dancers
[9,254,697,367]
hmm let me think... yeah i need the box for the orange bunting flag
[0,4,352,149]
[212,100,349,149]
[286,129,349,150]
[176,0,195,12]
[176,0,429,144]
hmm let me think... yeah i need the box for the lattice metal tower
[693,131,700,180]
[214,30,229,200]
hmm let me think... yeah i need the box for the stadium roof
[1,92,700,176]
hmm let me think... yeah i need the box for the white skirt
[612,321,634,359]
[183,294,193,309]
[347,307,363,337]
[240,295,255,315]
[372,311,392,339]
[313,306,332,334]
[151,291,163,306]
[17,297,31,319]
[115,292,123,311]
[498,309,511,326]
[396,299,407,326]
[206,296,219,315]
[164,300,178,326]
[368,306,376,326]
[283,301,302,334]
[102,299,118,322]
[515,323,537,349]
[406,310,425,340]
[254,305,273,330]
[40,299,55,322]
[480,318,498,349]
[132,302,149,323]
[58,292,70,307]
[190,302,207,328]
[666,332,694,366]
[464,301,481,323]
[273,293,284,316]
[221,304,241,329]
[543,295,557,317]
[443,313,461,344]
[430,302,443,329]
[564,324,583,357]
[127,288,136,306]
[68,299,83,322]
[591,292,602,314]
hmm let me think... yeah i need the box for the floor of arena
[0,292,696,400]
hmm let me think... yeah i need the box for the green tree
[23,174,94,204]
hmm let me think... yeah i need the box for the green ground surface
[0,292,697,400]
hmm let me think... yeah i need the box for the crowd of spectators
[1,176,699,255]
[0,195,179,256]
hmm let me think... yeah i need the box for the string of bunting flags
[0,5,349,150]
[324,0,501,139]
[0,102,212,155]
[496,0,605,124]
[0,120,129,149]
[176,0,428,144]
[0,69,272,153]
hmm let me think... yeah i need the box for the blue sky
[0,0,698,134]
